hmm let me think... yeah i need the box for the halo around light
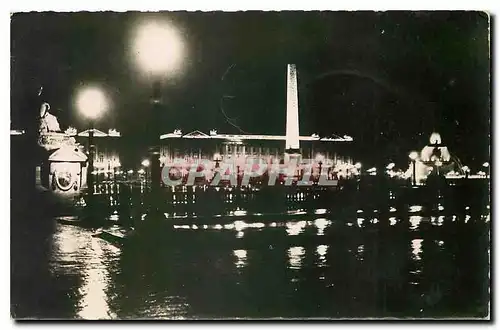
[76,86,109,120]
[132,20,185,77]
[409,151,419,161]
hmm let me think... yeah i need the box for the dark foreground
[11,181,490,319]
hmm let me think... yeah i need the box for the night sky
[10,11,490,168]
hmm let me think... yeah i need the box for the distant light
[409,205,423,213]
[315,153,325,163]
[354,162,362,169]
[409,151,419,161]
[462,166,470,173]
[367,167,377,173]
[76,86,109,120]
[483,162,489,168]
[316,245,328,257]
[108,128,121,137]
[65,127,77,136]
[10,129,25,136]
[435,160,443,167]
[137,169,145,175]
[141,159,150,167]
[234,220,247,232]
[127,170,134,174]
[386,163,395,170]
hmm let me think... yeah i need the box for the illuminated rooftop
[160,130,354,142]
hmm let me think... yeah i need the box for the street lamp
[483,162,490,177]
[131,19,185,194]
[462,166,470,179]
[142,158,151,187]
[76,86,109,193]
[315,154,325,182]
[435,160,443,176]
[354,162,362,176]
[409,151,419,186]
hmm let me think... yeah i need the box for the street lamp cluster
[73,18,185,194]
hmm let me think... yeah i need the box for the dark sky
[11,11,490,167]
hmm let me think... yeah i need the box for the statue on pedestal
[38,102,60,135]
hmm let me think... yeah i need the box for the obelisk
[285,64,301,164]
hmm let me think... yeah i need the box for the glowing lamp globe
[132,20,184,77]
[409,151,419,161]
[76,87,109,120]
[315,153,325,163]
[142,159,151,167]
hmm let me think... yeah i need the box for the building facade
[74,128,123,181]
[157,64,356,182]
[159,129,355,180]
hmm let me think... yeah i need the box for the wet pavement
[11,181,490,319]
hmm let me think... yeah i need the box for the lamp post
[462,166,470,179]
[315,154,325,183]
[354,162,362,175]
[409,151,418,186]
[435,160,442,176]
[76,86,109,194]
[131,19,185,195]
[142,159,151,188]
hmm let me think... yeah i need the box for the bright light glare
[315,153,325,162]
[132,20,184,76]
[409,151,419,161]
[429,132,442,144]
[142,159,151,167]
[483,162,489,168]
[76,86,109,120]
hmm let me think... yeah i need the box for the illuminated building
[158,64,355,180]
[75,128,123,181]
[159,130,353,169]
